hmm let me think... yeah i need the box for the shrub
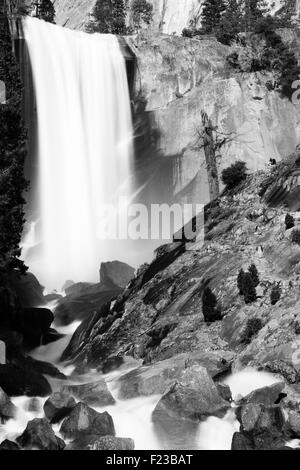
[270,285,281,305]
[202,287,222,323]
[237,268,245,295]
[237,268,258,303]
[292,229,300,246]
[242,273,257,304]
[87,0,127,34]
[285,214,295,230]
[242,318,263,344]
[248,264,260,287]
[221,161,247,189]
[131,0,153,32]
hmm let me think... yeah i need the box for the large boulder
[0,440,21,450]
[8,272,45,308]
[61,379,115,407]
[66,435,134,451]
[0,364,51,397]
[152,365,229,424]
[231,432,254,450]
[54,283,122,325]
[16,418,65,450]
[99,261,135,289]
[237,382,286,407]
[11,307,54,348]
[60,403,115,439]
[0,387,17,422]
[117,353,231,400]
[236,404,288,450]
[44,392,76,424]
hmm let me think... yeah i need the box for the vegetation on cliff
[0,10,28,279]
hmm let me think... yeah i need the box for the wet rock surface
[60,403,115,439]
[44,391,76,423]
[16,418,65,450]
[152,366,230,423]
[61,379,115,407]
[0,386,17,422]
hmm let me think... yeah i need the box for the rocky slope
[62,150,300,382]
[51,150,300,449]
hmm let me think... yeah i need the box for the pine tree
[131,0,153,32]
[217,0,244,44]
[201,0,226,34]
[270,285,281,305]
[237,268,245,294]
[0,11,28,276]
[248,263,259,287]
[87,0,126,35]
[112,0,127,35]
[242,273,257,304]
[36,0,56,24]
[202,287,222,323]
[244,0,269,33]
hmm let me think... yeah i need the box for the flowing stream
[1,315,283,451]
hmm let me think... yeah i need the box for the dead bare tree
[194,111,236,201]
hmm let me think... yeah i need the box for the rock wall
[53,0,97,30]
[128,32,300,205]
[52,1,300,205]
[53,0,300,34]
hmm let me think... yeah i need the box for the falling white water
[22,17,133,291]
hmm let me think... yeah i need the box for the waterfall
[22,17,133,291]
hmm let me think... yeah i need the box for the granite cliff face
[52,1,300,205]
[128,31,300,204]
[53,1,300,34]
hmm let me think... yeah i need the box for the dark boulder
[0,386,17,421]
[231,432,254,450]
[66,435,134,451]
[152,366,229,424]
[236,403,288,450]
[11,307,54,348]
[60,403,115,439]
[100,356,124,374]
[20,356,66,380]
[99,261,135,289]
[0,440,21,450]
[237,382,286,407]
[16,418,65,450]
[216,383,232,402]
[8,272,45,308]
[44,391,76,423]
[288,411,300,437]
[54,283,121,326]
[41,328,65,346]
[0,364,51,397]
[61,379,115,407]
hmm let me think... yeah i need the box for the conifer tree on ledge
[0,7,28,276]
[33,0,56,24]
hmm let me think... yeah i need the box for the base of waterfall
[1,357,299,451]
